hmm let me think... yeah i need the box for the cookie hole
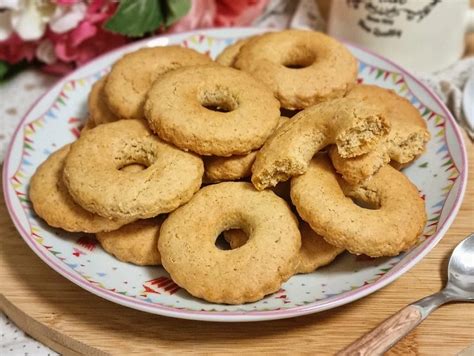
[280,108,300,118]
[283,62,311,69]
[281,46,315,69]
[215,234,233,250]
[115,141,158,170]
[118,163,147,173]
[199,88,239,113]
[222,229,249,250]
[349,197,380,210]
[338,175,381,210]
[202,104,232,113]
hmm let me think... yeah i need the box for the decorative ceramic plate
[2,28,468,322]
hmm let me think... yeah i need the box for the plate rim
[2,27,468,322]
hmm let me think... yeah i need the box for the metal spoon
[339,233,474,356]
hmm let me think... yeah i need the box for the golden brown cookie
[29,145,132,233]
[251,97,389,190]
[215,36,257,66]
[158,182,300,304]
[145,64,280,156]
[204,117,289,182]
[329,85,431,184]
[291,154,426,257]
[234,29,358,109]
[224,221,344,274]
[96,217,165,266]
[87,76,120,127]
[296,222,345,273]
[81,117,96,133]
[204,151,257,183]
[105,46,212,119]
[63,120,204,220]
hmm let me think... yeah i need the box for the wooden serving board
[1,134,473,355]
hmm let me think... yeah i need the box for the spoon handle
[337,305,423,355]
[338,291,453,355]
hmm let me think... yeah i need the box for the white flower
[0,0,20,10]
[0,0,87,42]
[0,0,20,40]
[0,0,57,41]
[0,11,13,40]
[10,0,55,40]
[49,2,87,34]
[36,38,56,64]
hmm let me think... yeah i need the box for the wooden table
[2,6,474,354]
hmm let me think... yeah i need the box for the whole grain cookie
[291,154,426,257]
[97,217,165,266]
[329,85,430,184]
[204,117,289,182]
[81,117,96,133]
[234,29,358,109]
[215,36,257,66]
[224,221,344,274]
[87,76,120,127]
[145,64,280,156]
[63,120,204,220]
[158,182,300,304]
[105,46,212,119]
[251,97,389,190]
[29,145,132,233]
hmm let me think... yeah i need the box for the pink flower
[214,0,269,27]
[0,32,37,63]
[54,0,82,4]
[44,0,127,74]
[168,0,268,33]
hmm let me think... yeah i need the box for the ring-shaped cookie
[63,120,204,220]
[158,182,300,304]
[234,29,358,109]
[204,117,289,182]
[145,64,281,156]
[329,85,430,184]
[224,221,344,274]
[215,36,256,66]
[291,154,426,257]
[104,46,212,119]
[29,145,132,232]
[88,76,119,127]
[251,97,389,190]
[97,217,165,266]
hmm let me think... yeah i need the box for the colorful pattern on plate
[3,29,466,321]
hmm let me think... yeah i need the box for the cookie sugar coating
[234,29,358,110]
[251,97,389,190]
[158,182,300,304]
[97,217,165,266]
[29,145,132,233]
[291,154,426,257]
[105,46,212,119]
[224,221,344,274]
[329,84,430,184]
[63,120,204,220]
[145,64,280,156]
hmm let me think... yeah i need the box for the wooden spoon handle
[337,305,423,356]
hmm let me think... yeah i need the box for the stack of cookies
[30,29,430,304]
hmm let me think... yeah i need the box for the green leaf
[0,61,9,81]
[163,0,191,27]
[104,0,164,38]
[0,60,30,83]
